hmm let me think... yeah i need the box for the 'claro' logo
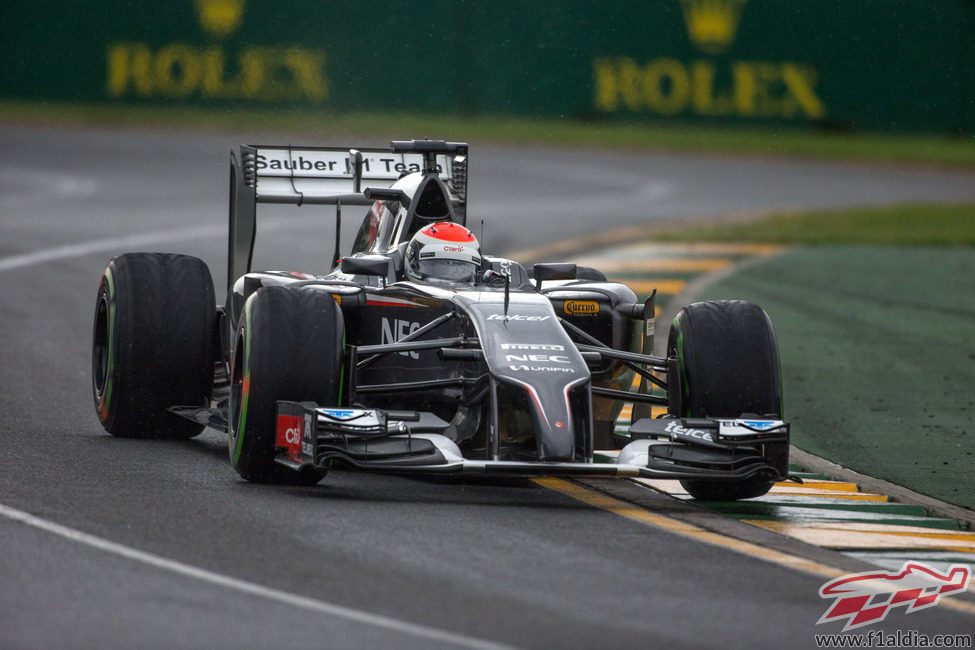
[593,0,826,121]
[564,300,600,316]
[105,0,328,102]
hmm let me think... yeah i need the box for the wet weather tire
[228,286,344,485]
[92,253,216,439]
[668,300,782,501]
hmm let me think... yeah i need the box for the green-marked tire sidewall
[229,300,253,468]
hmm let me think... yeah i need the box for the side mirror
[363,187,412,209]
[340,255,392,280]
[532,263,577,291]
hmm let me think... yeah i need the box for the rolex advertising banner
[1,0,973,133]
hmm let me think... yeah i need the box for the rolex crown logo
[678,0,746,54]
[194,0,246,38]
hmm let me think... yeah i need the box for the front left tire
[668,300,784,501]
[228,286,344,485]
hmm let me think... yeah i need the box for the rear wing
[228,141,469,292]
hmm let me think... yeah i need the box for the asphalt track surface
[2,123,975,648]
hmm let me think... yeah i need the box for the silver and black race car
[92,139,788,501]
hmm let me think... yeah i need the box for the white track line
[0,212,322,273]
[0,225,227,273]
[0,502,514,650]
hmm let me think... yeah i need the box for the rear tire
[228,286,344,485]
[92,253,215,439]
[668,300,782,500]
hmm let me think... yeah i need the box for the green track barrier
[2,1,973,133]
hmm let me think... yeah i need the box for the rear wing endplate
[228,142,469,292]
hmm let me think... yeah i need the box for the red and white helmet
[404,222,481,284]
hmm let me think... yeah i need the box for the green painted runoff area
[697,245,975,511]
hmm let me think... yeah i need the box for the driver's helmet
[404,222,481,284]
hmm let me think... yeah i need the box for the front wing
[272,402,790,482]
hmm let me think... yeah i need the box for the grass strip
[2,100,975,169]
[651,203,975,247]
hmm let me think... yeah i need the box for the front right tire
[92,253,215,439]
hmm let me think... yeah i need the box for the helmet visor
[416,258,477,282]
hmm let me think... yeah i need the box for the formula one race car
[91,139,789,500]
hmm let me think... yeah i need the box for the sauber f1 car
[92,140,789,500]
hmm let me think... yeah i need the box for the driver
[404,222,481,285]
